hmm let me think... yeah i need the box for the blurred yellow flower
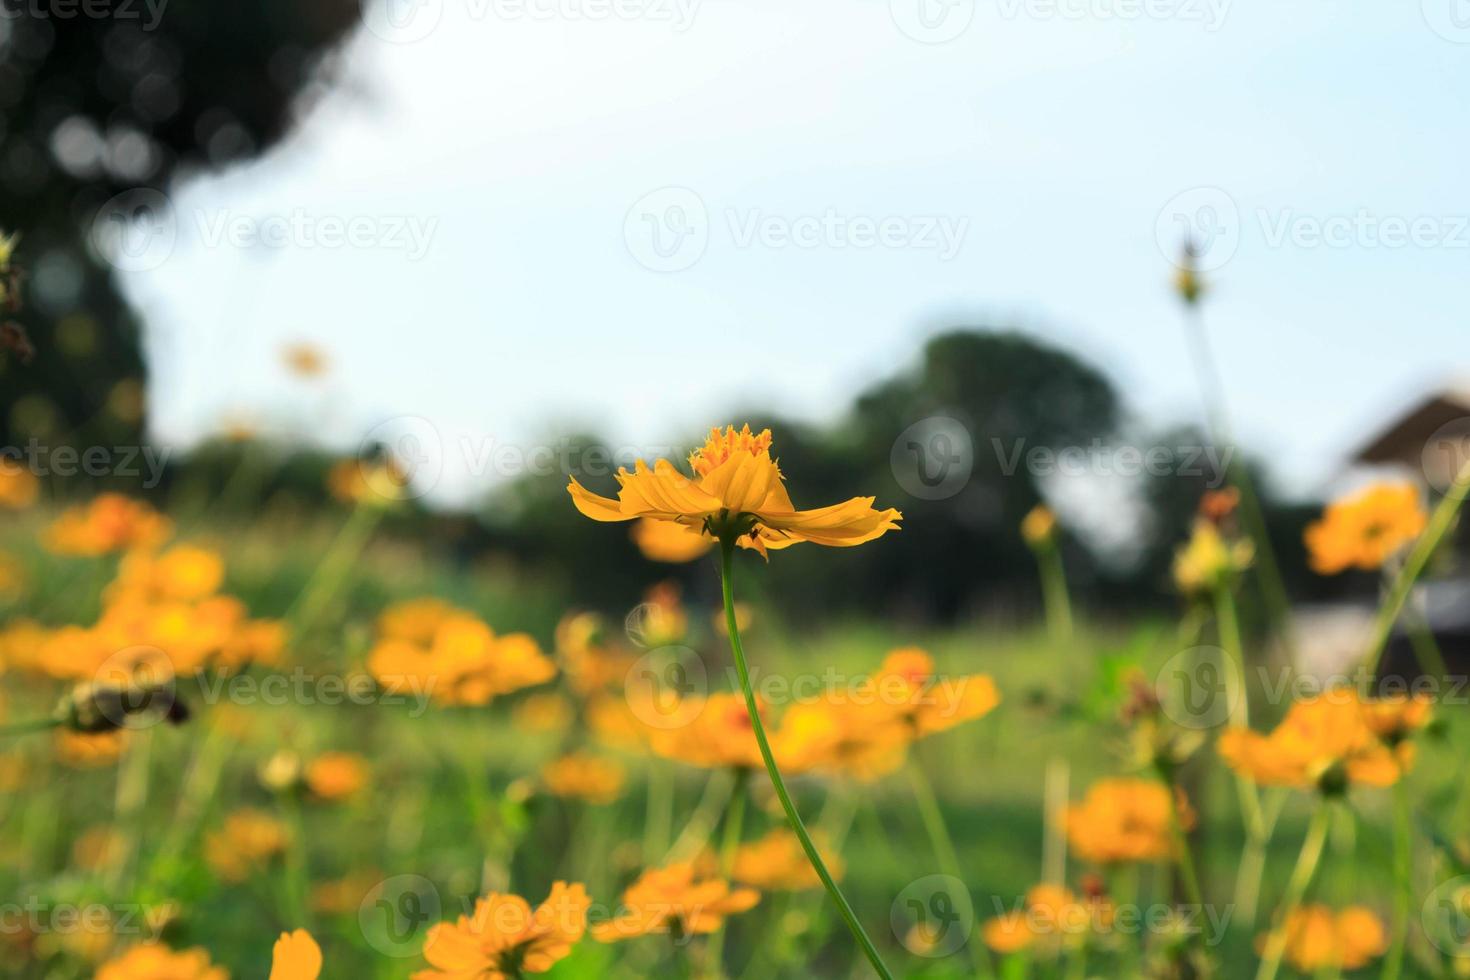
[378,597,459,645]
[593,863,759,941]
[554,611,636,697]
[107,544,225,604]
[569,425,900,557]
[311,870,383,916]
[1257,904,1387,973]
[981,910,1034,954]
[43,493,172,556]
[327,458,411,505]
[629,581,688,648]
[0,458,38,509]
[54,729,128,768]
[368,606,555,707]
[1065,778,1190,864]
[269,929,322,980]
[72,825,125,872]
[1305,482,1426,575]
[305,752,369,802]
[869,647,1000,737]
[97,944,227,980]
[415,882,589,978]
[1220,689,1417,793]
[774,694,911,782]
[1172,519,1253,596]
[632,515,715,562]
[205,808,288,882]
[981,882,1115,954]
[282,342,328,378]
[649,692,765,770]
[542,752,624,804]
[1021,504,1057,547]
[733,828,843,891]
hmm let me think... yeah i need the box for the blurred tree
[0,0,359,481]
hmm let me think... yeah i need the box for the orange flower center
[687,425,774,477]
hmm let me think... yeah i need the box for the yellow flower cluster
[367,597,555,706]
[1257,905,1387,973]
[733,828,844,891]
[541,751,625,804]
[1304,481,1427,574]
[1220,689,1430,793]
[593,863,759,941]
[1064,777,1192,864]
[43,493,172,556]
[415,882,590,978]
[981,883,1115,954]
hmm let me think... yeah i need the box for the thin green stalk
[1181,299,1296,651]
[644,762,675,862]
[910,761,990,977]
[1037,545,1073,647]
[707,768,749,975]
[1381,781,1412,980]
[106,727,153,893]
[718,539,895,980]
[1255,803,1332,980]
[0,716,60,738]
[1365,458,1470,677]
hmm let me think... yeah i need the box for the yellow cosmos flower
[542,752,625,805]
[414,882,589,978]
[367,607,555,707]
[1021,504,1057,547]
[632,515,715,562]
[97,944,227,980]
[1219,689,1417,793]
[54,729,128,768]
[732,828,844,891]
[269,930,322,980]
[774,694,912,782]
[43,493,172,556]
[868,647,1000,737]
[1257,904,1387,973]
[513,692,574,733]
[327,458,411,505]
[554,611,637,697]
[106,545,225,604]
[305,752,369,802]
[204,808,288,882]
[1172,518,1254,596]
[648,692,765,770]
[1304,482,1427,575]
[378,597,460,645]
[568,425,900,557]
[627,581,688,648]
[1065,778,1191,864]
[593,863,759,941]
[0,458,38,509]
[981,883,1113,954]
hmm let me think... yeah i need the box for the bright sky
[114,0,1470,506]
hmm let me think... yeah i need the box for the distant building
[1353,384,1470,489]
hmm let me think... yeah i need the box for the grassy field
[0,498,1464,979]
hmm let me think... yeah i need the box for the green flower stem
[1381,780,1413,980]
[643,762,675,862]
[909,761,990,978]
[1037,545,1074,647]
[707,767,749,974]
[1365,457,1470,677]
[0,716,60,738]
[1255,803,1332,980]
[718,538,895,980]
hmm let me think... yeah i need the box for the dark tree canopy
[0,0,360,462]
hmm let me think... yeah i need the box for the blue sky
[115,0,1470,505]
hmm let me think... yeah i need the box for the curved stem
[718,540,895,980]
[1255,803,1332,980]
[1365,458,1470,677]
